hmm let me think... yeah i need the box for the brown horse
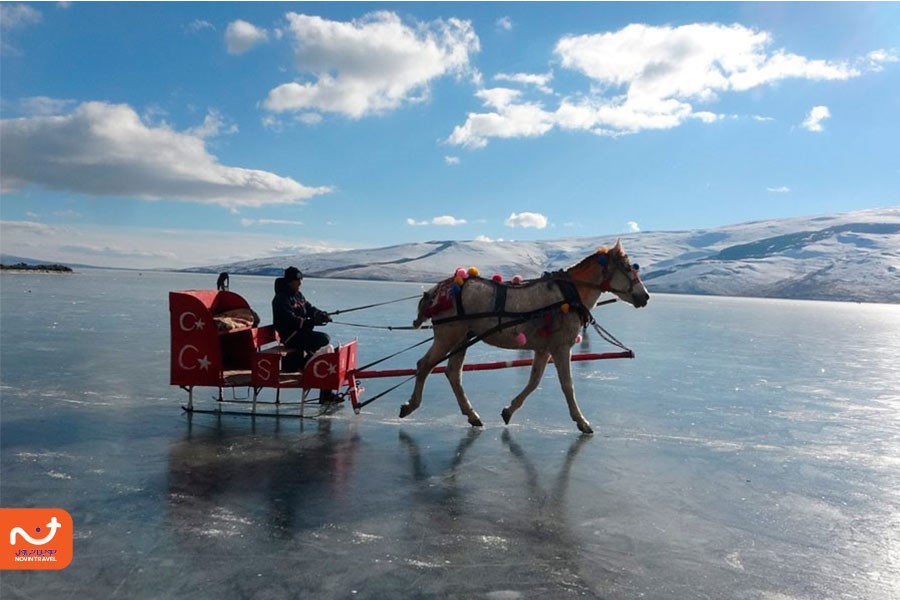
[401,240,650,434]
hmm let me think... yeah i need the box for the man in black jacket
[272,267,339,402]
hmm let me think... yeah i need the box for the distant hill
[188,207,900,304]
[0,255,97,270]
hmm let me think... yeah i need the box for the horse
[401,240,650,434]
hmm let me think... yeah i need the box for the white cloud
[0,4,41,30]
[263,11,479,118]
[1,3,42,55]
[225,19,268,55]
[0,220,59,236]
[241,218,305,226]
[496,17,513,32]
[432,215,466,226]
[448,88,555,148]
[406,215,467,226]
[627,221,640,233]
[186,109,238,139]
[449,22,880,147]
[767,186,791,193]
[505,212,548,229]
[57,243,179,261]
[186,19,215,33]
[494,71,554,94]
[801,105,831,132]
[0,101,332,208]
[474,235,497,242]
[444,155,460,165]
[862,48,899,72]
[296,112,323,125]
[19,96,76,116]
[261,115,283,131]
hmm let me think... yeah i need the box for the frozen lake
[2,269,899,598]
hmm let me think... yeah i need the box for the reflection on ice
[2,272,899,598]
[167,418,361,541]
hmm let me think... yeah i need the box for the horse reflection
[500,431,597,594]
[166,418,360,541]
[396,430,596,594]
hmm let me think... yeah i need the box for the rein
[329,294,422,316]
[332,320,431,331]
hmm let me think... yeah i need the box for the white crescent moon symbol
[313,359,331,380]
[179,312,198,332]
[178,345,198,370]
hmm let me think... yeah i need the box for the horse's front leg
[551,348,593,434]
[445,347,482,427]
[400,341,451,419]
[501,350,550,425]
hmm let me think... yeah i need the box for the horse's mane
[564,241,624,275]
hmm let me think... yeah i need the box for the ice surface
[1,270,899,598]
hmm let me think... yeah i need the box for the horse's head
[600,240,650,308]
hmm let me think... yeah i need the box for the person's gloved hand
[313,312,332,326]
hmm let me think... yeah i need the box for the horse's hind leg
[445,347,483,427]
[551,348,593,434]
[501,350,550,426]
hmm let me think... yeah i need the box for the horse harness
[432,272,589,330]
[428,247,641,343]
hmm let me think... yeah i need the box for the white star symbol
[327,364,337,375]
[194,319,205,331]
[198,356,211,370]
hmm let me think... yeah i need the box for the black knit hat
[284,266,303,281]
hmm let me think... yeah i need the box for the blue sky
[1,2,898,269]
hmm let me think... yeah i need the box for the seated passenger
[272,267,340,403]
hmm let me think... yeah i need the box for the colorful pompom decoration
[492,274,503,283]
[561,303,570,314]
[515,332,527,346]
[455,267,468,280]
[454,276,464,286]
[575,334,583,344]
[451,284,461,295]
[512,275,523,284]
[467,266,480,278]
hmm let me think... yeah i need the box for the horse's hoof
[399,404,414,419]
[501,407,512,425]
[578,421,594,435]
[468,414,484,427]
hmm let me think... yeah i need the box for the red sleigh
[169,290,362,417]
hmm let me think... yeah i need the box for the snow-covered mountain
[188,207,900,304]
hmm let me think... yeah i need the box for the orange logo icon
[0,508,73,570]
